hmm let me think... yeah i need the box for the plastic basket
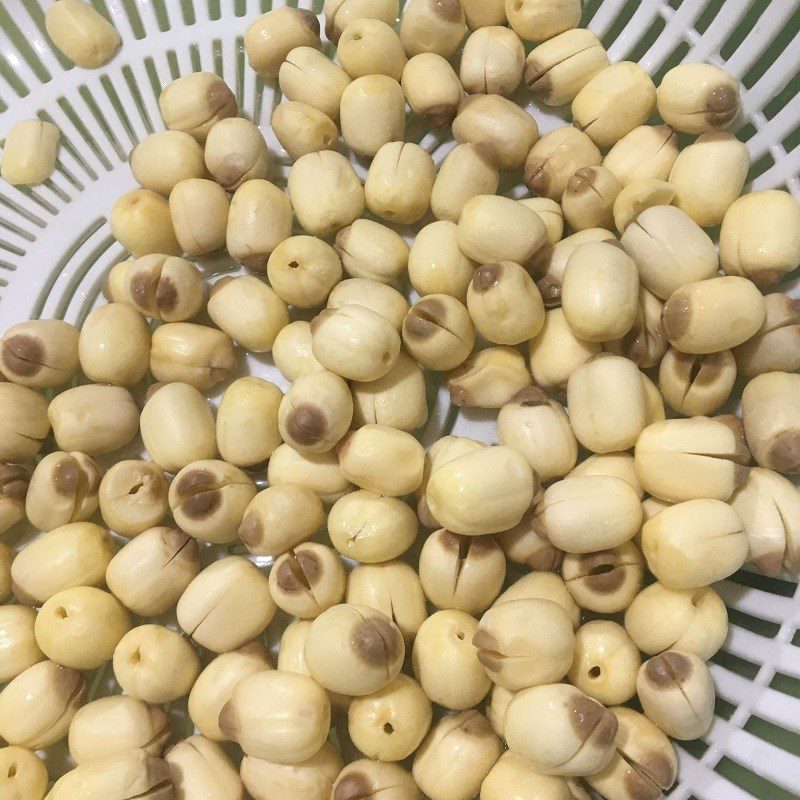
[0,1,799,797]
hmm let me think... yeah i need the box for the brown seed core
[286,404,328,446]
[2,334,45,377]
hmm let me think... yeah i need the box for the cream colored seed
[505,684,617,777]
[625,583,729,660]
[462,0,506,28]
[169,460,257,545]
[159,72,237,143]
[267,236,342,308]
[1,120,60,186]
[431,143,500,224]
[25,450,101,532]
[289,150,365,236]
[731,467,800,576]
[562,165,621,231]
[216,377,283,468]
[337,18,407,79]
[719,189,800,288]
[34,586,131,671]
[238,485,323,558]
[561,241,639,342]
[312,304,400,381]
[586,708,678,800]
[460,26,525,96]
[641,499,748,588]
[46,751,171,800]
[519,197,565,244]
[528,307,602,391]
[241,743,342,800]
[419,529,506,614]
[305,604,405,697]
[447,346,533,410]
[524,126,601,201]
[351,352,428,432]
[399,0,466,58]
[208,275,288,353]
[613,178,676,233]
[129,130,205,196]
[177,556,275,652]
[401,53,463,127]
[742,371,800,473]
[659,347,737,417]
[272,320,325,381]
[335,219,409,285]
[170,177,229,257]
[365,141,436,225]
[105,527,200,618]
[412,610,491,711]
[340,75,406,157]
[1,319,79,389]
[413,711,502,800]
[458,195,547,266]
[497,386,578,482]
[452,94,539,170]
[561,542,644,615]
[467,261,545,346]
[603,124,679,186]
[140,382,217,473]
[568,620,640,706]
[572,62,657,148]
[150,322,236,390]
[204,117,270,191]
[534,227,616,306]
[569,452,643,498]
[188,642,271,741]
[45,0,121,68]
[221,670,331,764]
[567,355,647,453]
[279,47,351,121]
[0,464,29,537]
[734,292,800,378]
[409,221,477,302]
[271,101,339,160]
[338,424,424,496]
[662,275,766,354]
[426,445,537,536]
[98,461,169,539]
[657,63,741,135]
[0,746,48,800]
[165,735,243,800]
[328,279,409,331]
[525,28,609,106]
[48,385,139,456]
[637,650,715,740]
[535,475,643,554]
[474,599,575,691]
[110,189,181,257]
[244,7,321,80]
[0,660,87,750]
[119,253,205,322]
[329,490,418,563]
[348,674,432,763]
[78,303,151,387]
[495,572,580,630]
[269,542,346,619]
[621,204,718,300]
[267,444,353,507]
[0,606,43,682]
[634,416,749,503]
[279,370,353,454]
[669,132,749,227]
[334,761,419,800]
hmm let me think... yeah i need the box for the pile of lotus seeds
[2,0,800,799]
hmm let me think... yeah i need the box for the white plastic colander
[0,1,799,797]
